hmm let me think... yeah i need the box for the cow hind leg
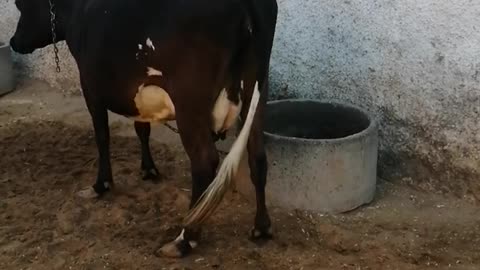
[247,119,272,240]
[241,79,272,240]
[77,99,114,199]
[134,121,160,181]
[160,113,219,258]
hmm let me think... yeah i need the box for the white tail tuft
[183,81,261,227]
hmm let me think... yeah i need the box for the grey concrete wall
[1,0,479,198]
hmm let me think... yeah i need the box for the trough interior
[264,100,371,140]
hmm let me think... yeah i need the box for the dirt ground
[0,79,479,270]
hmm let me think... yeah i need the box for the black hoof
[93,181,112,195]
[250,227,273,241]
[142,167,160,181]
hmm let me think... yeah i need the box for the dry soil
[0,79,479,270]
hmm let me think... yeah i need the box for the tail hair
[183,81,261,228]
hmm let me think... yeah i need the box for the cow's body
[69,0,250,122]
[10,0,278,258]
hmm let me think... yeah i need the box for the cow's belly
[130,84,176,123]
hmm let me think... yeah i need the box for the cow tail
[183,80,261,228]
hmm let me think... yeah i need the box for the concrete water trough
[0,42,15,96]
[234,99,379,214]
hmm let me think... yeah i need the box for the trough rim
[263,98,378,144]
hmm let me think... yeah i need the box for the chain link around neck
[49,0,61,73]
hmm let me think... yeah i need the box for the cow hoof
[159,240,192,258]
[76,182,111,199]
[250,227,273,241]
[76,187,100,199]
[142,167,160,181]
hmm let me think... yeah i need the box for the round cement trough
[234,99,379,214]
[0,42,15,96]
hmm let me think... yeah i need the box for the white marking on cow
[240,80,244,90]
[173,229,197,249]
[138,44,143,50]
[212,89,242,133]
[146,38,155,51]
[175,229,185,242]
[131,84,175,123]
[147,67,163,76]
[247,23,253,34]
[212,89,230,132]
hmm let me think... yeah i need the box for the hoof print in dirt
[159,240,193,258]
[76,187,101,199]
[76,184,111,199]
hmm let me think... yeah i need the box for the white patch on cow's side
[147,67,163,76]
[240,80,244,90]
[212,89,242,133]
[138,44,143,50]
[189,241,198,249]
[146,38,155,51]
[131,84,175,123]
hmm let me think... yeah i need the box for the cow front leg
[77,101,113,198]
[134,121,160,181]
[160,118,219,257]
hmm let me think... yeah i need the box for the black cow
[10,0,278,257]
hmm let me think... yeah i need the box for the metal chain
[48,0,61,73]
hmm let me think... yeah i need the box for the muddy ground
[0,79,479,270]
